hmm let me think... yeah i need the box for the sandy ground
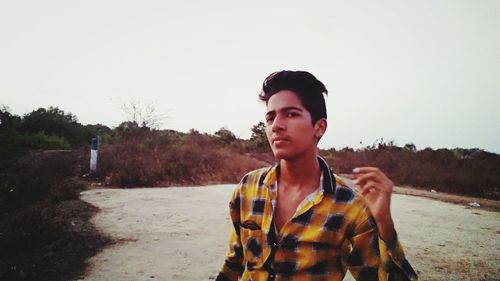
[79,185,500,281]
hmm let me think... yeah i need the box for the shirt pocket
[240,228,264,265]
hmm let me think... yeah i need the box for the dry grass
[322,145,500,200]
[95,130,270,187]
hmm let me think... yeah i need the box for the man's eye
[265,117,274,124]
[287,112,299,117]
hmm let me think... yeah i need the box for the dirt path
[79,185,500,281]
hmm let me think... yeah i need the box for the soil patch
[393,186,500,212]
[79,185,500,281]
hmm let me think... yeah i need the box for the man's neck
[279,152,320,191]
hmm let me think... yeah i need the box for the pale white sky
[1,1,499,153]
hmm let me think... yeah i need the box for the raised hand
[350,167,396,241]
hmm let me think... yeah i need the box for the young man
[217,71,417,281]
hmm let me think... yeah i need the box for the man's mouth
[272,137,289,144]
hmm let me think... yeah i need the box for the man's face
[265,90,326,161]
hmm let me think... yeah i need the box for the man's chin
[272,151,284,160]
[272,147,311,162]
[272,150,292,161]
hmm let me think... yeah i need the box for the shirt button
[272,242,277,247]
[269,273,275,279]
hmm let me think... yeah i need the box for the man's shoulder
[233,166,275,192]
[243,166,273,178]
[240,166,273,183]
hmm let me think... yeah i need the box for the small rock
[430,189,437,193]
[468,202,480,207]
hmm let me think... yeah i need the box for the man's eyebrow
[266,106,303,117]
[265,110,276,118]
[281,106,303,112]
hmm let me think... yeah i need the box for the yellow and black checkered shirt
[217,157,417,281]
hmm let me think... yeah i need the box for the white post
[90,137,99,173]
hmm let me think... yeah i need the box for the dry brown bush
[95,130,269,187]
[322,144,500,200]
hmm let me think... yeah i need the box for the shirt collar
[262,156,336,195]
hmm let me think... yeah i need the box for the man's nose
[271,115,285,132]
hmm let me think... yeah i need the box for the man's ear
[314,118,327,140]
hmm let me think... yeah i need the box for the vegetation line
[1,105,499,280]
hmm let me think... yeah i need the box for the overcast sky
[1,1,499,153]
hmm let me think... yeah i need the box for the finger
[352,167,380,174]
[361,183,380,196]
[359,181,379,196]
[353,172,381,186]
[361,180,394,196]
[353,167,391,185]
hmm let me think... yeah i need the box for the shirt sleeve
[216,185,244,281]
[346,208,418,281]
[377,233,418,281]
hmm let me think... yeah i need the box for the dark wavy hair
[259,70,328,125]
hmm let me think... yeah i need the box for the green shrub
[0,130,70,159]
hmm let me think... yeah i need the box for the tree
[19,106,89,146]
[403,143,417,152]
[85,123,113,144]
[1,106,76,157]
[0,105,21,131]
[215,127,237,144]
[188,128,201,135]
[121,101,167,129]
[249,122,268,150]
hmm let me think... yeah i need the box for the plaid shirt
[217,157,417,281]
